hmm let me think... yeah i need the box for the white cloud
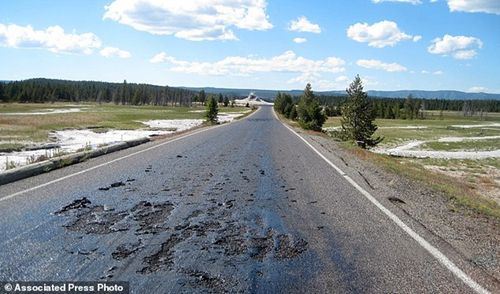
[356,59,408,72]
[372,0,422,4]
[422,69,444,75]
[103,0,272,41]
[287,72,319,84]
[151,50,345,77]
[468,86,488,92]
[0,23,101,54]
[288,16,321,33]
[293,37,307,43]
[287,73,350,90]
[347,20,416,48]
[100,46,131,58]
[428,34,483,59]
[150,52,175,63]
[413,35,422,42]
[447,0,500,15]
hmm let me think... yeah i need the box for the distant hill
[186,87,500,100]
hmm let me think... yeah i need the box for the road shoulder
[299,129,500,289]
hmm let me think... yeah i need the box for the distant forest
[0,78,198,106]
[1,79,499,117]
[314,95,500,118]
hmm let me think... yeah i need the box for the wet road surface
[0,106,488,293]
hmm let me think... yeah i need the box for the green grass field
[0,103,250,150]
[324,111,500,146]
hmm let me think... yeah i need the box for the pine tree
[273,92,284,113]
[340,75,382,148]
[223,96,230,107]
[288,104,298,120]
[404,94,414,120]
[199,90,206,105]
[297,83,325,131]
[0,82,5,102]
[274,92,294,116]
[206,96,218,124]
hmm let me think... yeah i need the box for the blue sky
[0,0,499,92]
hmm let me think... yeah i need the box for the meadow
[0,103,250,170]
[0,103,249,150]
[324,111,500,146]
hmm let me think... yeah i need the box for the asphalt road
[0,106,492,293]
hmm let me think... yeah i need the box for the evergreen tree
[274,92,294,116]
[206,96,218,124]
[297,83,326,131]
[223,95,230,107]
[273,92,284,113]
[393,102,400,119]
[404,94,414,119]
[340,75,382,148]
[283,103,292,117]
[0,83,5,102]
[218,93,224,104]
[385,104,395,119]
[199,90,206,105]
[288,104,298,120]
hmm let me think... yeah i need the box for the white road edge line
[0,108,260,203]
[274,110,490,294]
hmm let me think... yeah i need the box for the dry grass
[0,103,249,147]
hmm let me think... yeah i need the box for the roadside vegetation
[275,76,500,218]
[344,145,500,218]
[206,96,219,124]
[337,75,382,148]
[321,111,500,217]
[275,76,382,148]
[274,83,325,131]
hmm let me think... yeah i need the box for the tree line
[317,95,500,118]
[0,78,198,106]
[194,90,234,107]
